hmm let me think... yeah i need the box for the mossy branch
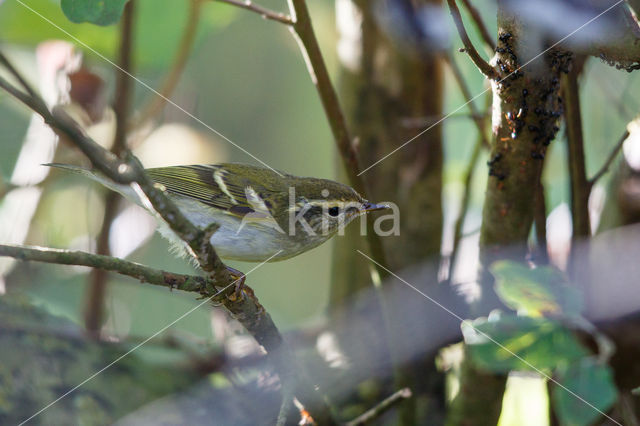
[0,244,209,294]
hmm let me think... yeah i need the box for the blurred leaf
[462,313,587,373]
[552,358,617,426]
[60,0,129,26]
[490,260,583,317]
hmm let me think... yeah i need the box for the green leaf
[490,260,583,317]
[462,313,588,373]
[60,0,129,26]
[552,358,618,426]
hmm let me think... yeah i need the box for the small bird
[50,163,389,263]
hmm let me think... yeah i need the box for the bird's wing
[145,165,257,218]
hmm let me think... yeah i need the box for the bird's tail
[43,163,139,202]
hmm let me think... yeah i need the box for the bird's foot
[226,266,246,300]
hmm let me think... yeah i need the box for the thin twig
[0,51,40,100]
[0,244,208,294]
[132,0,203,128]
[85,0,136,338]
[288,0,390,278]
[443,52,491,149]
[446,0,498,80]
[445,54,491,281]
[401,112,487,129]
[212,0,293,25]
[345,388,412,426]
[85,192,121,337]
[589,129,630,185]
[459,0,495,51]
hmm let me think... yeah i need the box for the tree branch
[459,0,495,51]
[287,0,390,277]
[85,0,137,338]
[562,58,590,239]
[345,388,412,426]
[113,0,136,154]
[590,129,630,185]
[444,53,490,281]
[132,0,203,128]
[445,0,498,80]
[0,51,39,100]
[0,54,334,424]
[0,244,208,294]
[443,52,491,149]
[583,0,640,72]
[212,0,293,25]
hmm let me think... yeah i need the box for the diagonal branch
[345,388,412,426]
[590,129,630,185]
[287,0,390,277]
[443,52,491,149]
[212,0,293,25]
[446,0,498,80]
[459,0,495,51]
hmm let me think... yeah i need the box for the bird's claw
[226,266,246,300]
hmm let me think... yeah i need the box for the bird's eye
[328,206,340,217]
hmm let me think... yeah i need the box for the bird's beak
[361,202,390,212]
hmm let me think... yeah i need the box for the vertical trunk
[455,4,568,423]
[479,7,566,302]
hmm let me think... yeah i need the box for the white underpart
[214,169,237,204]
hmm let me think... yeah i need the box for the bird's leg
[226,265,246,299]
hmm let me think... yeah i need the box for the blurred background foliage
[1,0,639,424]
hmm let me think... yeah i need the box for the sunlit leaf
[462,313,587,373]
[552,358,617,426]
[490,260,583,317]
[60,0,129,26]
